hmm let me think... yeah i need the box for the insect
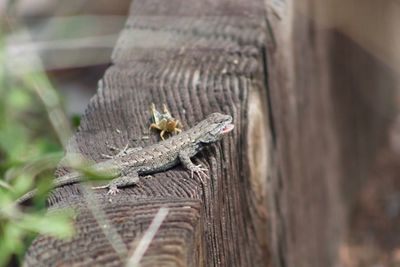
[149,103,182,140]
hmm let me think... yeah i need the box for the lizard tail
[16,172,82,205]
[16,189,38,205]
[53,172,82,187]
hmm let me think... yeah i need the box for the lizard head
[197,113,234,143]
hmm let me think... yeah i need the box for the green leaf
[8,88,32,109]
[16,210,75,238]
[0,223,24,267]
[0,180,12,191]
[70,114,81,128]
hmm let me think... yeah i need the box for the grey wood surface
[23,0,400,266]
[23,0,271,266]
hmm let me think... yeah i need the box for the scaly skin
[16,113,234,204]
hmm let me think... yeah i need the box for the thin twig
[82,186,128,259]
[126,207,169,267]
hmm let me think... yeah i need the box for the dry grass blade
[126,207,169,267]
[81,186,128,259]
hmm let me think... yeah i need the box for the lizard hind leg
[92,169,140,195]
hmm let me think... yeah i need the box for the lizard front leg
[92,168,139,195]
[178,151,209,181]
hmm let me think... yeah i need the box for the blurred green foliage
[71,114,82,128]
[0,34,75,266]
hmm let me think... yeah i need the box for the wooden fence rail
[24,0,400,266]
[24,0,271,266]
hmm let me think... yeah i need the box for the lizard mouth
[221,123,234,134]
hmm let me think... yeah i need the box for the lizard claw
[107,187,120,195]
[190,164,209,182]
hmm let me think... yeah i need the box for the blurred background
[311,2,400,266]
[1,0,132,115]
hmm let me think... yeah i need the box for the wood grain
[24,0,271,266]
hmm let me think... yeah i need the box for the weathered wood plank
[264,1,344,266]
[24,0,271,266]
[265,0,399,266]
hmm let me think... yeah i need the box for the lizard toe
[107,188,120,195]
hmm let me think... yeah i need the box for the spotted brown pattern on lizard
[17,113,234,204]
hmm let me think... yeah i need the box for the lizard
[16,112,234,204]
